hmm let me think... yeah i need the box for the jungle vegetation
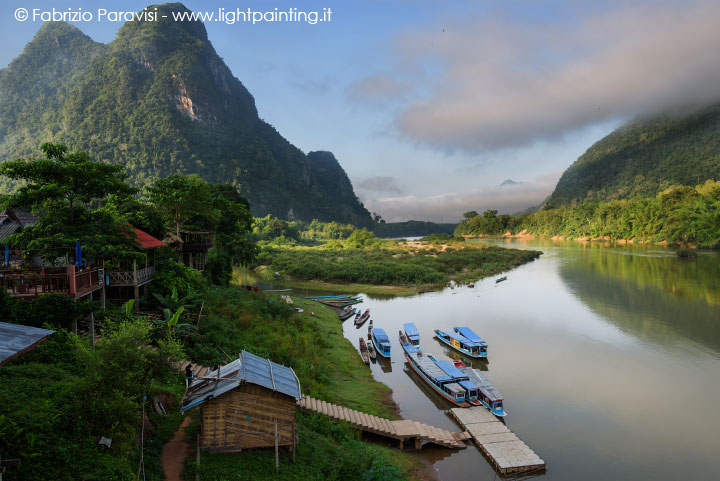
[456,180,720,248]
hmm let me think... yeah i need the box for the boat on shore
[338,306,357,320]
[355,309,370,326]
[358,337,370,364]
[434,328,488,358]
[495,276,507,283]
[371,328,391,357]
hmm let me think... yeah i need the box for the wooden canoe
[358,337,370,364]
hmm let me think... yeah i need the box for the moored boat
[338,306,357,320]
[371,328,391,357]
[403,322,420,346]
[398,334,474,407]
[355,309,370,326]
[495,276,507,283]
[453,360,506,417]
[367,339,377,360]
[434,328,488,358]
[358,337,370,364]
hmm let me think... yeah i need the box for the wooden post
[100,285,106,310]
[67,264,77,296]
[274,419,279,473]
[89,292,95,351]
[195,434,200,481]
[292,419,297,463]
[133,259,140,313]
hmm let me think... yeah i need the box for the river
[340,239,720,481]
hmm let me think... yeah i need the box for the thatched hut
[181,351,301,454]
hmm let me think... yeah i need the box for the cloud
[364,170,563,222]
[367,0,720,152]
[345,75,412,104]
[355,175,403,194]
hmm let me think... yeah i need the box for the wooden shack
[181,351,302,455]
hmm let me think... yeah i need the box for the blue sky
[2,0,718,221]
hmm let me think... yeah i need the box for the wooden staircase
[297,396,470,449]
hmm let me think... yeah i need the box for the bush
[150,255,205,302]
[204,250,232,286]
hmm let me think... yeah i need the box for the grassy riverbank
[181,286,432,480]
[255,240,542,296]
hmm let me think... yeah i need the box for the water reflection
[560,256,720,352]
[377,356,393,373]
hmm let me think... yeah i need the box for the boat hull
[434,331,488,358]
[403,351,470,407]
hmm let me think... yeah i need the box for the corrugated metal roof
[437,329,484,348]
[0,220,20,241]
[435,360,469,380]
[0,322,55,365]
[181,350,301,412]
[454,327,486,345]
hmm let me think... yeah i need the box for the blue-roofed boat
[399,332,474,407]
[403,322,420,346]
[399,331,506,415]
[371,328,391,357]
[434,328,488,358]
[454,361,506,417]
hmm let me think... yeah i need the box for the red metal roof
[132,227,166,249]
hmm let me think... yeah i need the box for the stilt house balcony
[0,265,104,300]
[106,265,155,287]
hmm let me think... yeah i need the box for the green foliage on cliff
[457,180,720,247]
[549,105,720,206]
[0,4,371,225]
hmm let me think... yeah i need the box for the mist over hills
[549,105,720,207]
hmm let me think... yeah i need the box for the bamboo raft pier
[298,396,470,449]
[450,407,545,475]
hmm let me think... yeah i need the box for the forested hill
[549,105,720,207]
[0,3,372,225]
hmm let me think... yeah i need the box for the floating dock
[450,407,545,475]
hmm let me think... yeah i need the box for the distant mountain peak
[500,179,522,186]
[116,3,208,45]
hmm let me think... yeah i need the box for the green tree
[0,143,139,261]
[0,143,134,223]
[145,174,219,235]
[463,211,479,219]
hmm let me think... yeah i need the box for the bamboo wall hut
[181,351,302,454]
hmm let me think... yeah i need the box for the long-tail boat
[434,328,488,358]
[371,328,391,358]
[403,322,420,346]
[358,337,370,364]
[338,306,357,320]
[355,309,370,326]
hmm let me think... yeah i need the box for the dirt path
[161,416,192,481]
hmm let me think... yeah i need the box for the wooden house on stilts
[181,351,302,459]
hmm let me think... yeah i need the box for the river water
[340,239,720,481]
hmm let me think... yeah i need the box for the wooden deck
[297,396,470,449]
[449,407,545,475]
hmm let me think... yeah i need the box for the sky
[2,0,719,222]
